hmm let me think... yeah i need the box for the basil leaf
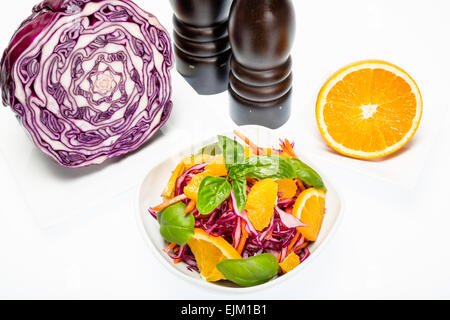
[289,158,326,190]
[197,176,232,215]
[157,202,195,245]
[217,135,245,169]
[230,175,247,212]
[217,254,280,287]
[244,156,297,180]
[228,163,256,179]
[196,142,220,156]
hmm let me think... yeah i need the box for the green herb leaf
[289,158,326,190]
[244,156,297,180]
[217,135,245,169]
[196,142,220,156]
[217,254,280,287]
[197,176,232,215]
[157,202,195,245]
[227,163,256,179]
[230,175,247,212]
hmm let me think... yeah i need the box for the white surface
[136,126,343,293]
[0,0,449,299]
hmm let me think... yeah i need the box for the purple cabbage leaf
[0,0,173,167]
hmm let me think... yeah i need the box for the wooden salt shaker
[228,0,296,128]
[170,0,233,95]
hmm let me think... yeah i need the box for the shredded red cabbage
[153,163,313,274]
[275,206,308,229]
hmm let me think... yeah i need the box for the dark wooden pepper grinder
[169,0,233,95]
[228,0,296,128]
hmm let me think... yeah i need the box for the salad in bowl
[147,130,328,288]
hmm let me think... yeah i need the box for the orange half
[316,60,423,159]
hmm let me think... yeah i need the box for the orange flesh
[296,192,326,242]
[184,171,211,200]
[245,179,279,231]
[280,252,301,274]
[276,179,298,200]
[204,156,228,177]
[323,67,418,153]
[187,229,241,282]
[162,161,185,199]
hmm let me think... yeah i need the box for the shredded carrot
[279,139,289,153]
[279,140,296,159]
[184,199,197,214]
[299,242,309,250]
[173,258,182,264]
[287,230,301,252]
[277,252,282,262]
[284,139,298,158]
[279,144,292,157]
[234,130,264,155]
[287,241,309,257]
[152,194,188,212]
[164,243,177,253]
[296,179,306,193]
[234,130,280,156]
[237,220,249,255]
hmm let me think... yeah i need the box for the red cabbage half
[0,0,173,167]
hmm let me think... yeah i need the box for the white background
[1,0,449,299]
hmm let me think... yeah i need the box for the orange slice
[292,188,326,242]
[205,155,228,177]
[316,60,423,159]
[245,179,278,231]
[276,179,298,200]
[162,161,185,199]
[187,229,242,282]
[183,171,210,200]
[183,157,229,200]
[280,252,301,274]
